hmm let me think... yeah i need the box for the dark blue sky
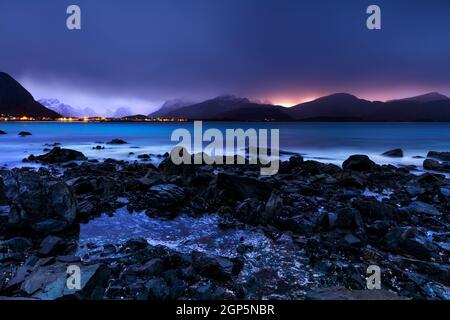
[1,0,449,113]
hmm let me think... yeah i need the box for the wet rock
[352,199,398,222]
[325,208,364,230]
[405,201,441,216]
[2,237,33,253]
[192,253,240,281]
[0,130,6,134]
[339,171,366,188]
[32,219,68,234]
[262,190,283,222]
[18,131,32,136]
[343,155,377,172]
[427,151,450,162]
[2,170,77,234]
[145,277,170,300]
[384,227,437,260]
[28,147,87,164]
[138,258,164,276]
[217,173,273,200]
[38,236,65,256]
[423,159,450,173]
[21,263,110,300]
[382,149,404,158]
[149,184,185,209]
[106,139,127,145]
[137,154,151,159]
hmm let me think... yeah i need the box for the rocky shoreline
[0,146,449,300]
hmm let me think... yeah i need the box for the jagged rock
[352,199,398,221]
[21,263,110,300]
[145,277,170,300]
[262,190,283,222]
[2,170,77,234]
[342,155,377,172]
[384,227,437,260]
[28,147,87,164]
[382,149,404,158]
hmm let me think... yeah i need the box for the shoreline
[0,146,449,300]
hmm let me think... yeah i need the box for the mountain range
[2,71,450,121]
[151,92,450,121]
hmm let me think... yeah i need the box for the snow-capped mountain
[38,99,99,117]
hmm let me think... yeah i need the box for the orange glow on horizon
[271,95,318,107]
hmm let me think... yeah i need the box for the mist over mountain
[38,99,99,118]
[0,72,60,118]
[158,95,291,121]
[149,99,196,117]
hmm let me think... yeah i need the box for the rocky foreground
[0,146,450,300]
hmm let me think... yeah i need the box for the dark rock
[423,159,450,173]
[217,173,274,200]
[325,208,364,230]
[18,131,32,136]
[352,199,398,221]
[145,277,170,300]
[32,219,68,234]
[0,130,6,134]
[339,171,366,188]
[384,227,437,260]
[21,263,110,299]
[288,155,304,167]
[3,237,33,253]
[342,155,377,172]
[405,201,441,216]
[427,151,450,161]
[38,236,64,256]
[192,253,240,280]
[106,139,127,145]
[148,184,185,209]
[138,154,151,159]
[382,149,404,158]
[262,190,283,222]
[28,147,87,164]
[137,258,164,275]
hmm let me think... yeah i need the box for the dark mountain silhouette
[287,92,450,121]
[161,95,292,121]
[0,72,61,118]
[388,92,448,103]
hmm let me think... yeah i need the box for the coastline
[0,144,449,300]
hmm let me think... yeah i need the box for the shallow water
[1,122,450,169]
[78,208,311,299]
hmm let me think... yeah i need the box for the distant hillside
[160,95,292,121]
[287,92,450,121]
[0,72,61,118]
[39,98,99,118]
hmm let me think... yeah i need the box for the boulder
[148,184,185,209]
[2,237,33,253]
[382,149,404,158]
[342,155,377,172]
[427,151,450,162]
[28,147,87,164]
[192,253,241,280]
[145,277,170,300]
[2,170,77,234]
[217,173,273,200]
[106,139,127,145]
[0,130,6,134]
[423,159,450,173]
[384,227,437,260]
[405,201,441,216]
[352,199,398,222]
[262,190,283,222]
[38,236,65,256]
[18,131,32,136]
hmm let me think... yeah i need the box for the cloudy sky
[1,0,450,113]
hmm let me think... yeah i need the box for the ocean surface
[1,121,450,170]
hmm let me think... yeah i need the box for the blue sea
[1,122,450,171]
